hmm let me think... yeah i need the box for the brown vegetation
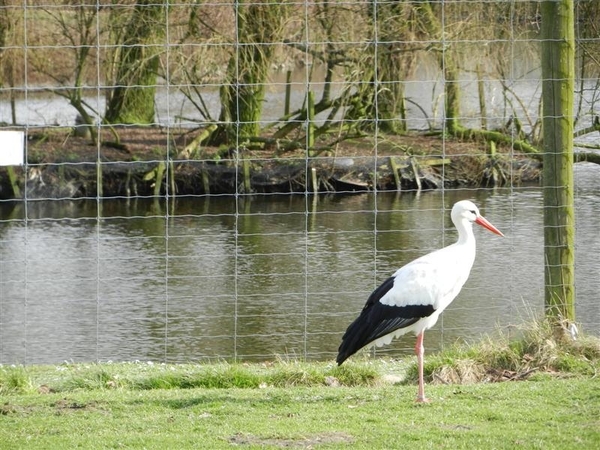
[405,319,600,386]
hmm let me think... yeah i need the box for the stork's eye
[469,210,477,215]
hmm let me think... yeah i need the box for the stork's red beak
[475,216,504,236]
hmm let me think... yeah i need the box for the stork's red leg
[415,332,429,403]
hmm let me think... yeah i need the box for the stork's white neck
[455,218,476,247]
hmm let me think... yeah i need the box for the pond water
[1,164,599,365]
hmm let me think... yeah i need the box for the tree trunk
[0,0,18,124]
[105,0,165,125]
[443,58,462,134]
[210,0,286,145]
[416,0,461,134]
[541,0,575,322]
[343,1,414,134]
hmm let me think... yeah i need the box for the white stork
[336,200,504,402]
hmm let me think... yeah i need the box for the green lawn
[1,362,598,449]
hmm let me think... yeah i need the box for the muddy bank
[0,127,541,199]
[0,154,541,200]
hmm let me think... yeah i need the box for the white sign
[0,131,25,166]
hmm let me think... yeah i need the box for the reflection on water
[1,169,599,364]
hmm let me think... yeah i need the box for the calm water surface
[1,166,599,364]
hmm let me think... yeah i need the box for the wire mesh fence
[0,0,599,365]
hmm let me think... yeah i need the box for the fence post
[541,0,575,323]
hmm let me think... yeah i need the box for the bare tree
[344,1,418,134]
[104,0,166,125]
[209,0,290,145]
[0,0,22,125]
[28,2,101,142]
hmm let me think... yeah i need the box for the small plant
[329,362,379,387]
[0,366,35,394]
[62,366,120,391]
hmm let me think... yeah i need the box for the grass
[0,359,380,395]
[1,371,598,449]
[1,323,599,449]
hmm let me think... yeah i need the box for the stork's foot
[415,395,430,403]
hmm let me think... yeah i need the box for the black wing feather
[336,276,435,365]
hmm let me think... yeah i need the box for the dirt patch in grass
[0,403,23,415]
[229,431,354,448]
[51,399,108,415]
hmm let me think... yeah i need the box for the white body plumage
[372,230,477,347]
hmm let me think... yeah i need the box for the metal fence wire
[0,0,599,365]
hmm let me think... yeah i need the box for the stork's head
[451,200,504,236]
